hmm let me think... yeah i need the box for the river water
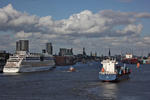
[0,61,150,100]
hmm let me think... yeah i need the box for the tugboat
[99,58,131,82]
[69,66,76,72]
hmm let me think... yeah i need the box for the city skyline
[0,0,150,55]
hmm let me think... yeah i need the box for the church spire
[109,48,111,57]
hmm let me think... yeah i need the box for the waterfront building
[0,50,10,72]
[125,53,133,59]
[59,48,73,56]
[46,43,53,55]
[16,40,29,52]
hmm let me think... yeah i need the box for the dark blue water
[0,62,150,100]
[86,64,150,100]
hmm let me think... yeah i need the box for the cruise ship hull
[3,67,19,73]
[3,66,54,73]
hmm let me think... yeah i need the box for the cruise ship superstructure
[3,51,55,73]
[3,40,55,73]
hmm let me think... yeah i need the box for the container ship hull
[99,73,130,82]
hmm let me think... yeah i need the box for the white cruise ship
[3,51,55,73]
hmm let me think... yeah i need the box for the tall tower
[108,48,111,57]
[46,43,53,55]
[16,40,29,52]
[83,48,86,56]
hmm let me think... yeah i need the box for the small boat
[99,59,131,82]
[69,66,76,72]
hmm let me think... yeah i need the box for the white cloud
[0,4,150,55]
[116,24,143,36]
[0,4,146,37]
[15,31,33,38]
[118,0,133,3]
[135,12,150,18]
[123,24,143,34]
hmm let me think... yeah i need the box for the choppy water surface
[0,62,150,100]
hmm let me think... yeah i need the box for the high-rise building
[46,43,53,55]
[59,48,73,56]
[148,53,150,57]
[16,40,29,52]
[16,41,20,51]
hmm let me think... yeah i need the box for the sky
[0,0,150,56]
